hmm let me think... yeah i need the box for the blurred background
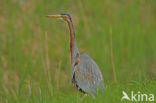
[0,0,156,102]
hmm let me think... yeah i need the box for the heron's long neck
[66,19,78,63]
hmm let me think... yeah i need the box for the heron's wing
[74,54,104,97]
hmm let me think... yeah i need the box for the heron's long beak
[46,15,62,18]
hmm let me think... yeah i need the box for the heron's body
[72,54,104,97]
[46,13,105,97]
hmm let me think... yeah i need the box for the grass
[0,0,156,102]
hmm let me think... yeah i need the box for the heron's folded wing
[74,54,104,97]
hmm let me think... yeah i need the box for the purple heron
[46,13,105,97]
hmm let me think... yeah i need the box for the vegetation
[0,0,156,102]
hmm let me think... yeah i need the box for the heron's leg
[80,93,88,101]
[84,94,88,96]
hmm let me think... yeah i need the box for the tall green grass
[0,0,156,102]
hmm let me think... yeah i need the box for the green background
[0,0,156,102]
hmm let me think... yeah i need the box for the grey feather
[73,54,104,97]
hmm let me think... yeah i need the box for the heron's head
[46,13,72,21]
